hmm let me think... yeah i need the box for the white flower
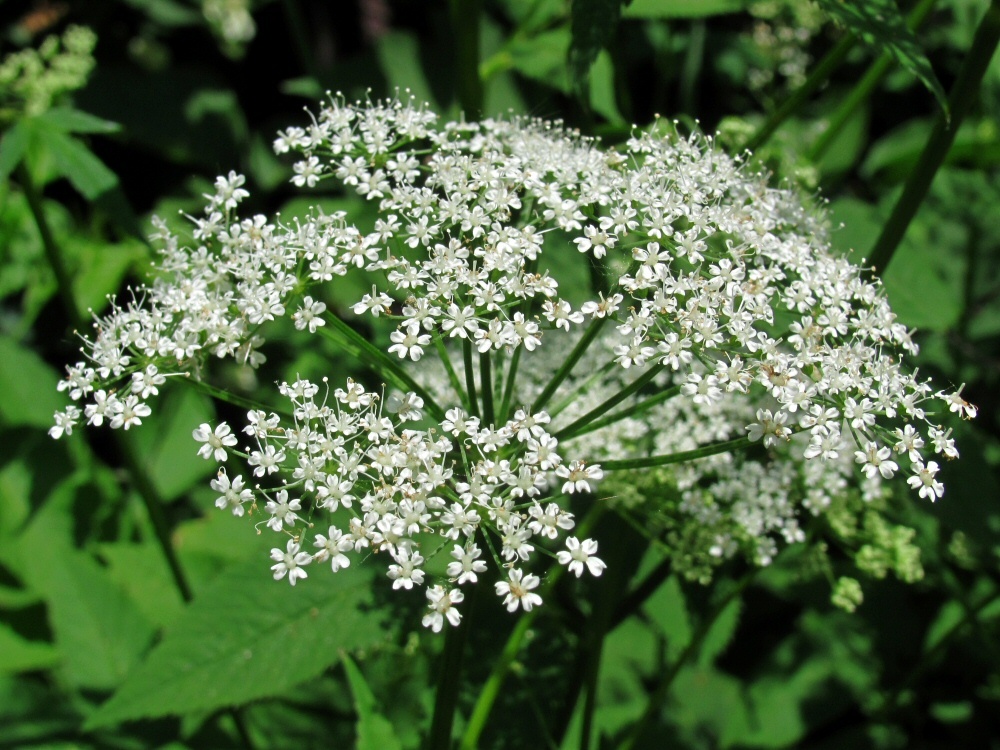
[388,324,430,360]
[495,568,542,612]
[211,470,252,516]
[854,441,898,480]
[907,460,944,501]
[557,537,606,577]
[446,544,487,584]
[313,526,352,571]
[422,585,464,632]
[270,540,312,585]
[193,421,238,461]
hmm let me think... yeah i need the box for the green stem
[463,339,480,419]
[17,163,84,330]
[807,0,939,162]
[498,345,522,423]
[565,384,682,442]
[555,364,664,441]
[617,572,756,750]
[532,318,607,414]
[320,315,446,420]
[426,586,475,750]
[868,0,1000,275]
[600,435,757,471]
[451,0,484,118]
[743,32,857,153]
[459,507,604,749]
[480,352,495,425]
[185,377,294,419]
[436,337,471,412]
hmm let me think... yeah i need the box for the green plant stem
[807,0,939,163]
[480,352,495,425]
[280,0,318,80]
[451,0,484,118]
[498,345,522,423]
[319,315,445,420]
[555,364,665,441]
[532,318,607,414]
[743,32,857,153]
[459,507,604,750]
[868,0,1000,275]
[17,163,84,330]
[601,435,757,471]
[463,338,480,418]
[565,384,683,442]
[185,377,294,419]
[436,337,471,412]
[426,585,476,750]
[617,572,756,750]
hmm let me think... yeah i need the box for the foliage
[2,1,1000,748]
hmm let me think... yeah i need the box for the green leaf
[0,121,28,180]
[375,31,440,111]
[86,560,385,727]
[130,387,216,502]
[5,477,153,690]
[569,0,623,93]
[42,129,119,200]
[0,624,60,675]
[39,107,121,135]
[342,654,404,750]
[622,0,750,19]
[814,0,949,114]
[68,236,147,315]
[696,597,741,667]
[0,337,63,429]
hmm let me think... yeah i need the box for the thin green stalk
[436,337,471,412]
[547,362,616,420]
[185,377,294,419]
[807,0,939,162]
[601,435,757,472]
[555,364,665,441]
[678,20,706,115]
[532,318,607,414]
[480,352,495,425]
[463,339,480,418]
[451,0,483,118]
[459,507,605,750]
[617,572,756,750]
[868,0,1000,275]
[426,585,476,750]
[320,315,446,420]
[18,163,84,330]
[498,345,522,423]
[564,384,682,442]
[280,0,318,80]
[743,33,857,153]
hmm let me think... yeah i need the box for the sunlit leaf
[569,0,623,93]
[86,560,384,727]
[0,337,63,429]
[622,0,751,19]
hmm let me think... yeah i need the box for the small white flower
[193,421,239,461]
[270,540,312,585]
[495,568,542,612]
[422,585,464,632]
[557,537,606,577]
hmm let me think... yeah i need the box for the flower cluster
[52,94,973,626]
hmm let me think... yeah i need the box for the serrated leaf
[0,337,63,429]
[86,560,384,728]
[569,0,623,94]
[622,0,750,19]
[42,129,119,200]
[815,0,949,114]
[39,107,121,135]
[342,654,403,750]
